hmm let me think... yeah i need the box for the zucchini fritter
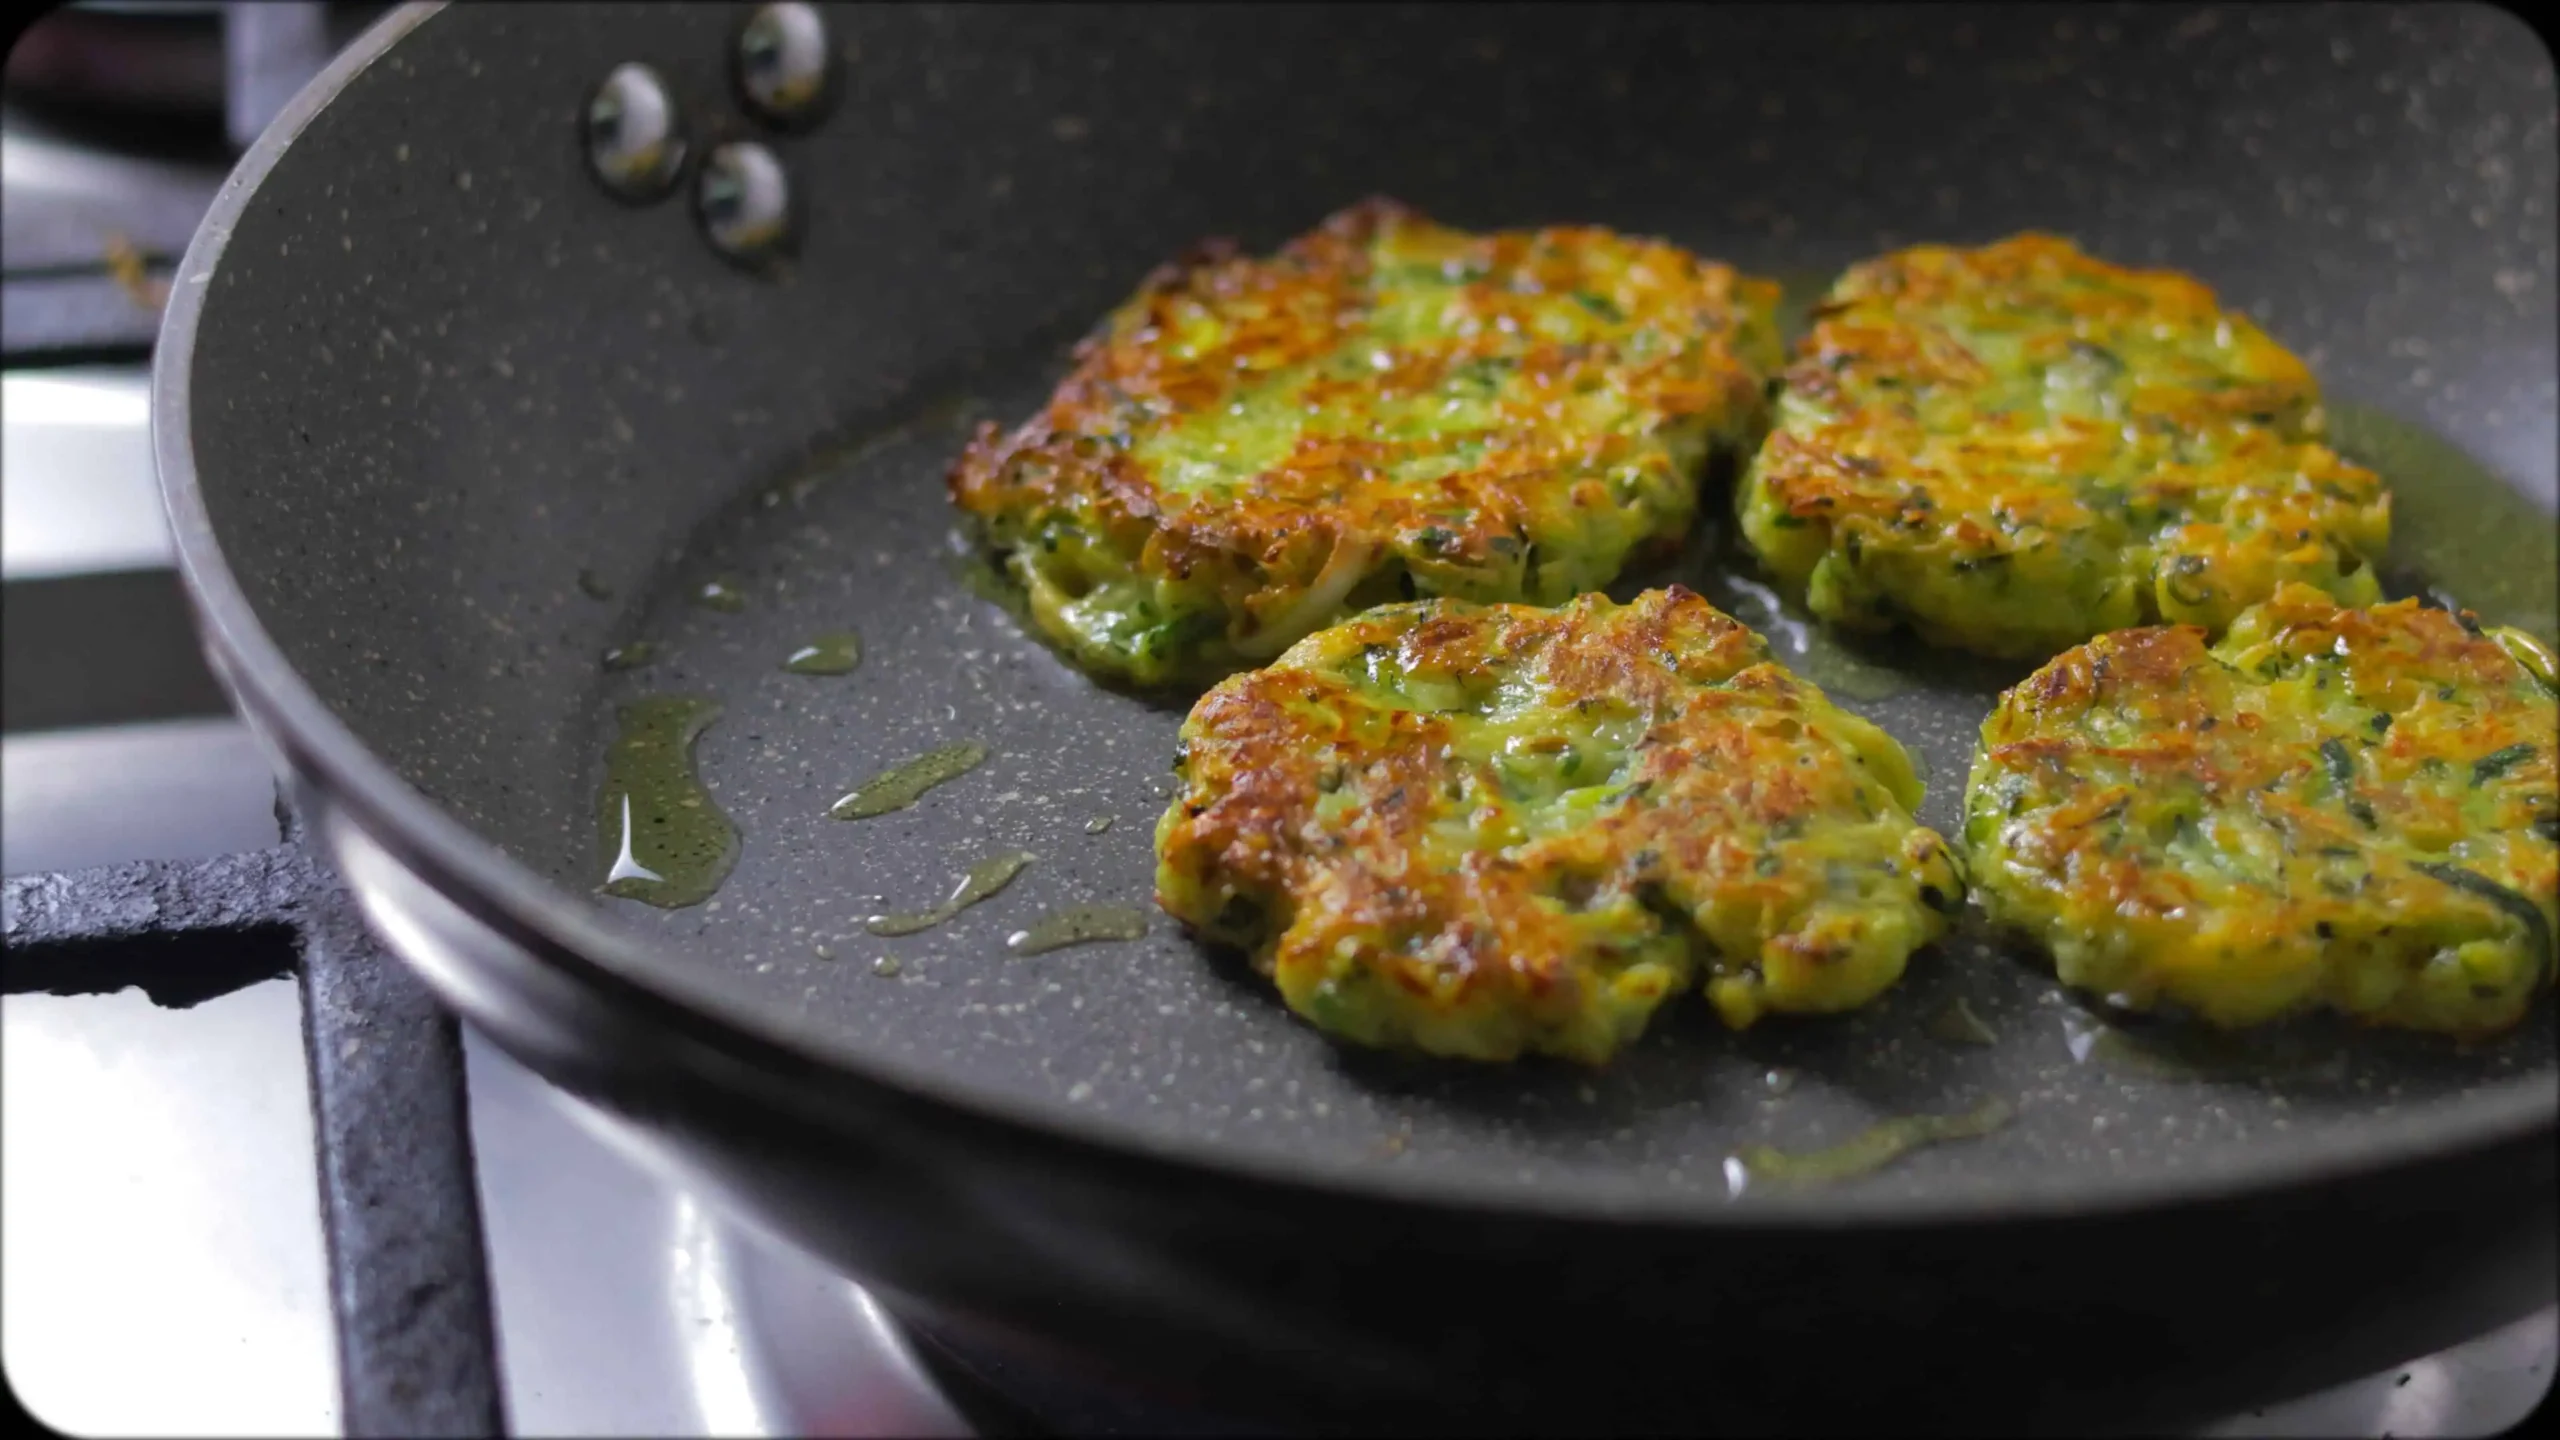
[1739,234,2392,659]
[951,199,1783,688]
[1154,587,1964,1065]
[1965,585,2559,1035]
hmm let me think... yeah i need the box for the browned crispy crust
[1966,585,2559,1033]
[1155,587,1961,1063]
[950,198,1782,686]
[1739,233,2391,659]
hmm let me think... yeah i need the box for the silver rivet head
[696,141,798,267]
[735,2,835,127]
[584,62,687,201]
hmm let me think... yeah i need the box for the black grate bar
[0,845,312,945]
[298,882,506,1438]
[3,840,509,1438]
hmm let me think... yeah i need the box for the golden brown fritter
[1739,234,2392,659]
[950,199,1783,688]
[1965,584,2558,1034]
[1154,587,1963,1064]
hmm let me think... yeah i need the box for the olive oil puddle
[2326,403,2559,641]
[1722,1098,2012,1195]
[691,576,749,613]
[1008,904,1150,955]
[1925,997,1999,1047]
[597,696,739,909]
[782,630,863,675]
[832,741,989,819]
[867,852,1034,936]
[601,641,656,672]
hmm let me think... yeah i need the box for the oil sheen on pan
[596,695,739,910]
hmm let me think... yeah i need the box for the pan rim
[153,0,2558,1231]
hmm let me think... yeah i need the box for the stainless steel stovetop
[3,62,2552,1430]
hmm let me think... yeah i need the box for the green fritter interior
[1154,587,1964,1065]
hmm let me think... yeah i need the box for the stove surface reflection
[464,1030,2555,1437]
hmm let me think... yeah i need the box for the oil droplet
[949,543,1031,618]
[602,641,656,672]
[872,955,902,977]
[1724,1098,2013,1194]
[577,568,615,601]
[1711,573,1910,701]
[1084,815,1114,834]
[782,630,863,675]
[832,741,989,819]
[1007,904,1149,955]
[1761,1067,1798,1095]
[596,696,737,909]
[691,576,749,613]
[866,851,1034,936]
[2324,403,2559,642]
[1925,997,1999,1047]
[814,944,834,960]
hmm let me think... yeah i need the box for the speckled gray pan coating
[178,2,2555,1212]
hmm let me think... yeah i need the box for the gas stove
[2,11,2553,1437]
[7,352,2554,1440]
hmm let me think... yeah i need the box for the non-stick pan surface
[167,3,2556,1224]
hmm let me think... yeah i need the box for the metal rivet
[734,2,836,127]
[695,142,798,268]
[584,62,687,202]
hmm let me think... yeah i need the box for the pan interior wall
[180,3,2556,1202]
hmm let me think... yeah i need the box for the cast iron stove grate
[1,796,504,1439]
[0,795,1191,1440]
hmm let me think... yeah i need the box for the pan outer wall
[307,768,2559,1432]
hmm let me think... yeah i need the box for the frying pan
[155,3,2557,1431]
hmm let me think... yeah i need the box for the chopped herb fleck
[2415,862,2552,959]
[1574,291,1627,322]
[2472,743,2535,786]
